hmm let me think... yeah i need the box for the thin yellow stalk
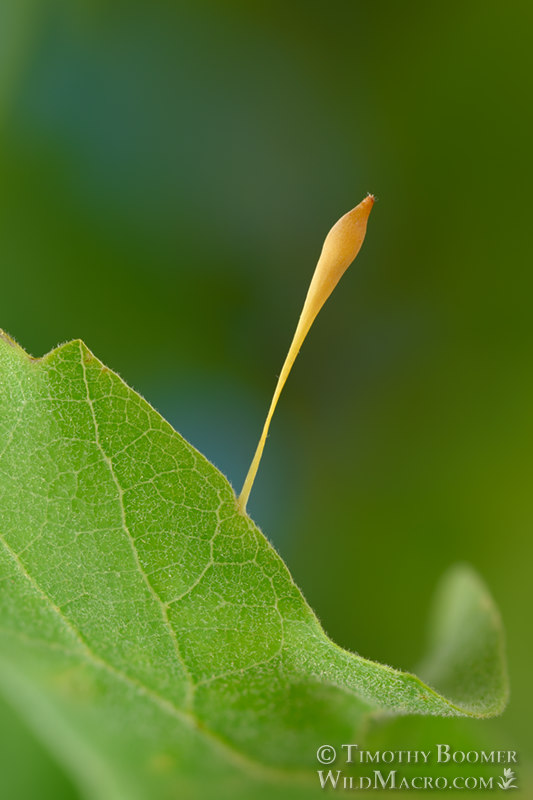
[237,194,374,514]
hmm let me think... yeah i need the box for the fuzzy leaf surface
[0,333,508,799]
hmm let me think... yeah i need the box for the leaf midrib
[78,342,196,706]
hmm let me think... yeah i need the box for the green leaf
[0,332,508,800]
[416,564,508,716]
[0,689,79,800]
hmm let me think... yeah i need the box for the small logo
[498,768,518,790]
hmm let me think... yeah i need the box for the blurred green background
[1,0,532,797]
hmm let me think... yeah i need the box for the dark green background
[1,1,531,796]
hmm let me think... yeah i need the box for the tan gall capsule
[237,195,374,513]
